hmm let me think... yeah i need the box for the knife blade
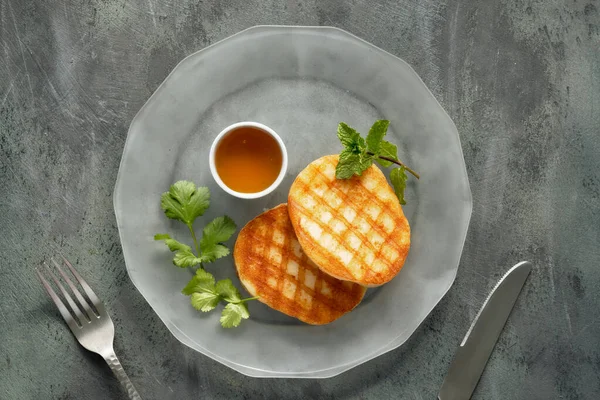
[438,261,532,400]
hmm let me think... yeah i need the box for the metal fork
[36,257,142,400]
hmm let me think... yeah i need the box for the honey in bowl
[214,126,283,193]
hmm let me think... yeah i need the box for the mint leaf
[337,123,360,148]
[335,121,417,202]
[190,292,221,312]
[390,166,408,205]
[220,302,250,328]
[160,181,210,226]
[182,269,216,295]
[336,149,374,180]
[336,149,360,179]
[366,120,389,155]
[376,140,398,168]
[337,122,367,155]
[216,279,242,303]
[173,249,204,268]
[336,122,385,180]
[154,234,192,253]
[357,152,375,174]
[355,136,366,154]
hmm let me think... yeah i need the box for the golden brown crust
[288,155,410,287]
[233,204,366,325]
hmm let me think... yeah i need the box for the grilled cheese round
[288,155,410,287]
[234,204,366,324]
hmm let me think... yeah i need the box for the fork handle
[104,351,142,400]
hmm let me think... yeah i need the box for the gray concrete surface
[1,0,599,399]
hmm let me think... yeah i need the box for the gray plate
[113,25,472,378]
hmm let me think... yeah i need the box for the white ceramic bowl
[208,121,288,199]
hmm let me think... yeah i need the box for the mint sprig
[390,166,408,205]
[335,120,419,205]
[154,180,257,328]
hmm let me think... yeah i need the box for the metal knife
[438,261,532,400]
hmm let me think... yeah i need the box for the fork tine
[59,256,106,316]
[52,258,97,321]
[44,263,87,324]
[36,268,80,332]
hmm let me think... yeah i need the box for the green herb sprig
[154,180,257,328]
[335,120,418,204]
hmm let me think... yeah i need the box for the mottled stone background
[1,0,599,399]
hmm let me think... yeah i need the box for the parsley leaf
[366,119,389,154]
[181,277,201,296]
[390,166,408,205]
[160,181,210,226]
[181,268,221,312]
[195,268,217,286]
[201,216,237,243]
[216,279,242,303]
[183,270,257,327]
[184,269,221,312]
[220,302,250,328]
[173,249,204,268]
[154,234,191,252]
[200,245,230,263]
[191,292,221,312]
[199,216,236,262]
[155,181,258,328]
[154,234,203,267]
[182,269,216,295]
